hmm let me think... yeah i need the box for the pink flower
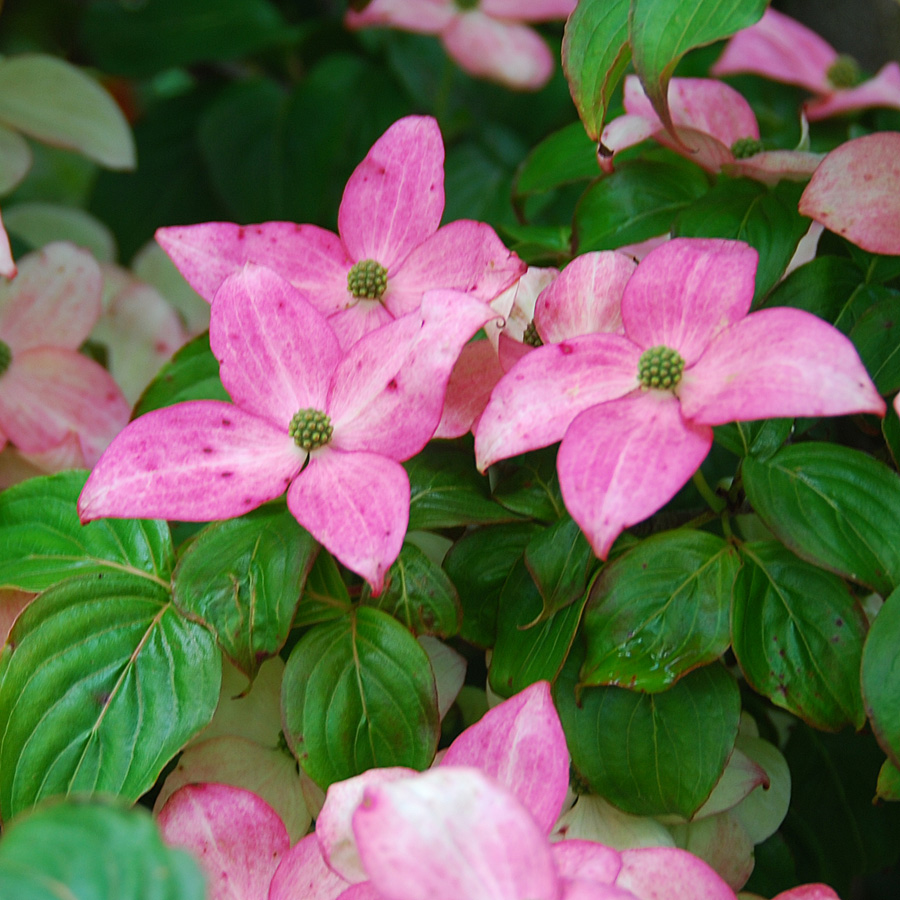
[345,1,576,91]
[156,116,524,350]
[475,238,886,559]
[78,264,492,593]
[0,242,130,469]
[798,132,900,256]
[598,76,822,184]
[712,7,900,121]
[0,210,16,279]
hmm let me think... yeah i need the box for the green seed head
[289,408,333,451]
[522,319,543,348]
[827,54,862,88]
[454,0,479,9]
[638,345,685,390]
[730,137,765,159]
[0,340,10,377]
[347,258,388,301]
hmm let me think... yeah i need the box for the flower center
[0,340,10,377]
[347,259,388,301]
[638,345,685,390]
[289,408,333,451]
[827,54,862,88]
[522,319,543,347]
[730,137,765,159]
[454,0,479,9]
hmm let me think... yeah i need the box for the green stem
[692,468,726,514]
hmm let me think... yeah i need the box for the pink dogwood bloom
[0,210,15,279]
[0,242,130,469]
[156,116,524,350]
[79,264,493,593]
[476,238,885,559]
[712,7,900,121]
[345,1,576,91]
[598,76,822,185]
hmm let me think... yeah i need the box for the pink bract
[157,116,524,350]
[345,1,577,91]
[0,210,15,278]
[475,238,886,559]
[78,264,492,594]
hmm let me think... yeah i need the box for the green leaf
[877,759,900,802]
[490,445,565,522]
[713,418,794,461]
[673,179,811,302]
[734,542,866,731]
[849,294,900,394]
[556,650,740,818]
[884,401,900,469]
[629,0,767,135]
[0,800,205,900]
[0,123,33,194]
[562,0,630,140]
[862,587,900,769]
[4,202,117,263]
[574,157,708,252]
[488,557,587,699]
[292,550,352,628]
[173,506,317,678]
[0,471,173,592]
[514,121,602,200]
[581,530,737,693]
[0,573,220,820]
[406,445,516,530]
[0,55,134,170]
[282,607,439,789]
[361,542,461,638]
[743,443,900,595]
[443,523,542,648]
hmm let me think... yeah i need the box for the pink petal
[668,813,754,892]
[710,8,835,95]
[597,113,660,174]
[798,132,900,255]
[723,150,823,186]
[270,834,351,900]
[615,846,736,900]
[331,289,493,460]
[474,334,641,471]
[353,768,562,900]
[338,116,444,270]
[486,267,559,352]
[562,881,638,900]
[156,222,353,313]
[434,339,504,439]
[0,242,102,352]
[0,348,130,463]
[0,209,15,278]
[211,265,341,427]
[317,768,419,884]
[17,432,88,474]
[344,0,455,33]
[328,301,396,352]
[771,887,841,900]
[806,62,900,120]
[78,401,302,522]
[386,219,525,319]
[535,252,634,343]
[158,783,289,900]
[442,14,556,91]
[481,0,577,20]
[663,79,760,149]
[557,393,713,559]
[621,239,758,365]
[497,333,533,372]
[679,307,886,424]
[287,449,409,594]
[552,840,622,884]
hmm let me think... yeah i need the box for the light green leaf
[3,202,117,262]
[0,123,32,195]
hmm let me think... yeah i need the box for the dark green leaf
[734,542,866,731]
[713,418,794,461]
[490,445,565,522]
[877,759,900,801]
[282,607,439,788]
[862,587,900,768]
[292,550,352,628]
[514,122,601,199]
[849,294,900,394]
[883,401,900,468]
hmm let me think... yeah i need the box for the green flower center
[347,259,388,301]
[638,345,685,390]
[289,408,333,451]
[730,137,765,159]
[827,54,862,88]
[0,340,10,377]
[522,319,543,347]
[454,0,479,9]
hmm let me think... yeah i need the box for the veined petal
[344,0,455,33]
[270,833,351,900]
[474,334,640,471]
[552,840,622,885]
[17,432,87,475]
[597,114,659,173]
[338,116,444,270]
[497,333,533,372]
[434,339,504,439]
[442,15,556,91]
[440,681,569,835]
[710,7,835,94]
[678,307,886,424]
[156,222,354,312]
[723,149,823,186]
[771,886,841,900]
[328,299,397,351]
[557,393,712,559]
[806,62,900,120]
[621,239,758,364]
[385,219,525,319]
[535,252,634,343]
[353,768,561,900]
[0,242,102,352]
[486,267,558,351]
[482,0,577,21]
[78,400,303,522]
[0,348,130,464]
[287,449,409,594]
[211,265,341,427]
[664,78,760,149]
[615,846,736,900]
